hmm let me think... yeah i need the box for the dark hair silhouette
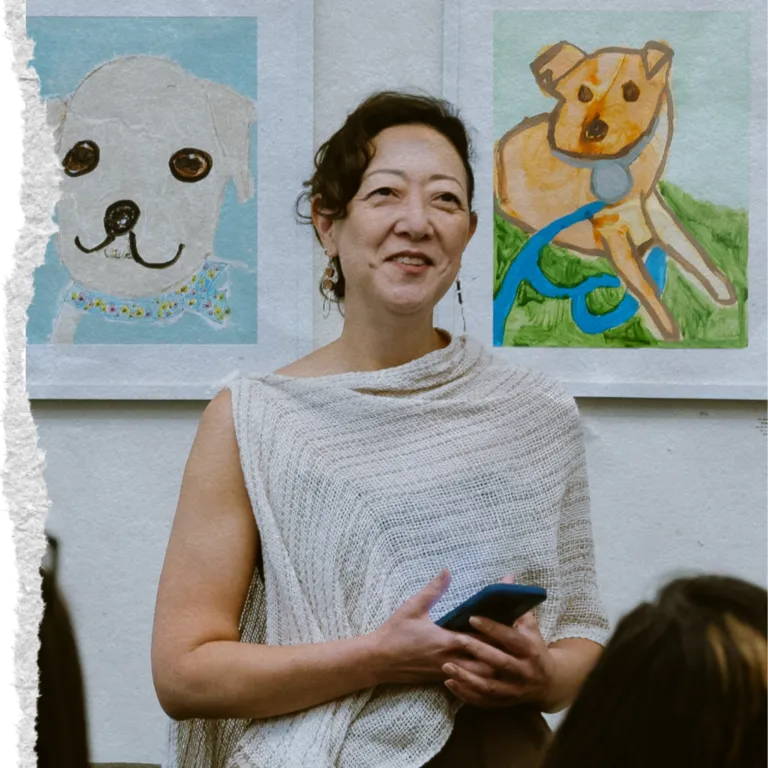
[295,90,475,305]
[37,536,90,768]
[541,574,767,768]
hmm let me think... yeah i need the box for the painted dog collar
[64,259,232,325]
[551,114,661,204]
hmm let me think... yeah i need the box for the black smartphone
[435,583,547,633]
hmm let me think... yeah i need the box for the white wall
[31,1,768,763]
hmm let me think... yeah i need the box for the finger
[514,610,539,633]
[444,679,511,709]
[499,574,516,584]
[468,616,531,656]
[463,630,505,651]
[453,633,526,679]
[444,678,476,705]
[406,569,451,615]
[443,662,520,703]
[447,657,496,679]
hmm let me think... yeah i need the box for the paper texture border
[5,1,54,766]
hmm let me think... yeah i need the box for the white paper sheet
[438,0,767,399]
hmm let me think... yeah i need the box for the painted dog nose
[582,117,608,143]
[104,199,141,236]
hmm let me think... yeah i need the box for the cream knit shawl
[167,334,610,768]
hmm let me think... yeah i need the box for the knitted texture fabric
[167,334,610,768]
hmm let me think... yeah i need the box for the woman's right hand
[370,569,491,686]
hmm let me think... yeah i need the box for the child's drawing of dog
[495,41,736,342]
[46,55,256,343]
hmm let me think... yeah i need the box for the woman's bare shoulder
[188,389,242,475]
[200,387,236,434]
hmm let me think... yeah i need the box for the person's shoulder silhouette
[37,535,90,768]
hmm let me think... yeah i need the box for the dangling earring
[456,274,467,335]
[321,250,337,293]
[322,249,338,318]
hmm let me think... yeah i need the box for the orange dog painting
[493,20,748,349]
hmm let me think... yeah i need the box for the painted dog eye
[622,81,640,102]
[63,140,100,177]
[169,148,213,182]
[578,85,593,103]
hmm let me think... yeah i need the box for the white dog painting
[46,55,257,343]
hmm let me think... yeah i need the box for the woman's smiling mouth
[387,250,433,274]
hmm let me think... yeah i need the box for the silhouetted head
[541,573,767,768]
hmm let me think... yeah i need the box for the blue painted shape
[493,201,669,345]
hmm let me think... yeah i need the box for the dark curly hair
[295,91,475,307]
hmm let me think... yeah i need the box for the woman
[540,574,767,768]
[151,91,610,768]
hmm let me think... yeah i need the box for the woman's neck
[334,310,449,373]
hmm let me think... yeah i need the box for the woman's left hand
[442,610,557,710]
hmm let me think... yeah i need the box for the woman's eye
[373,187,394,196]
[169,148,213,182]
[63,140,100,177]
[438,192,460,204]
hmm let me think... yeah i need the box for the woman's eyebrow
[365,169,464,188]
[429,173,463,187]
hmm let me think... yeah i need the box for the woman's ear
[311,196,336,254]
[467,211,479,243]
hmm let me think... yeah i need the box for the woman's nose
[394,199,432,239]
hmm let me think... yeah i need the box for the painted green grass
[494,181,748,348]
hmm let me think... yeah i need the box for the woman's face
[315,123,477,318]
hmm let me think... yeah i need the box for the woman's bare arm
[151,389,465,721]
[542,637,602,712]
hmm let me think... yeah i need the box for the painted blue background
[26,16,259,344]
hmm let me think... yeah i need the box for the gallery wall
[30,0,767,763]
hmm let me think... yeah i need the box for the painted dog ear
[204,82,257,203]
[45,96,67,153]
[531,42,586,97]
[641,41,673,81]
